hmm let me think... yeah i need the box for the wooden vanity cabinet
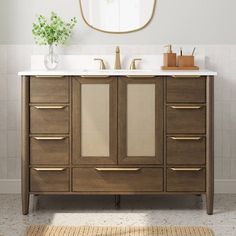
[21,75,214,215]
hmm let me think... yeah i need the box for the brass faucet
[130,58,142,70]
[94,58,106,70]
[114,46,121,69]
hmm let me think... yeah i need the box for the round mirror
[79,0,157,33]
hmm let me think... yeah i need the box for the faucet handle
[129,58,142,70]
[94,58,106,70]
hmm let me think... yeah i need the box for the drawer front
[30,105,69,134]
[167,168,206,192]
[167,105,206,134]
[166,77,206,103]
[30,136,69,165]
[30,168,70,192]
[166,136,206,165]
[30,76,69,103]
[73,168,163,192]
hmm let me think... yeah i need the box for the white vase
[44,45,59,70]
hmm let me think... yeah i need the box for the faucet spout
[114,46,121,69]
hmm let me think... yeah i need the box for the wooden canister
[178,56,194,67]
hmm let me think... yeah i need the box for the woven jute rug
[26,225,213,236]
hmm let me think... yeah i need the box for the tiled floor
[0,194,236,236]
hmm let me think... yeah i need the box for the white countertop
[19,54,217,76]
[18,69,217,76]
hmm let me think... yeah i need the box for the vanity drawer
[72,168,163,192]
[30,168,70,192]
[166,136,206,165]
[167,167,206,192]
[30,136,69,165]
[166,105,206,134]
[166,77,206,103]
[30,105,69,134]
[30,76,69,103]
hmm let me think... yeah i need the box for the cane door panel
[72,77,117,164]
[118,77,163,164]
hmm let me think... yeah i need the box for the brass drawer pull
[95,168,141,172]
[34,137,66,140]
[170,137,202,141]
[34,105,65,109]
[171,75,201,78]
[35,76,64,78]
[170,168,202,171]
[33,168,65,172]
[170,105,202,109]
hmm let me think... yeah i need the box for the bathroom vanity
[19,69,216,215]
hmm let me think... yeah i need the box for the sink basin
[83,69,152,73]
[80,69,155,77]
[82,69,152,73]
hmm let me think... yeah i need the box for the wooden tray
[161,66,199,70]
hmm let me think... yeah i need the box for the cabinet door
[118,77,163,164]
[72,77,117,164]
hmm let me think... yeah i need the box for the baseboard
[0,179,236,194]
[214,179,236,193]
[0,179,21,194]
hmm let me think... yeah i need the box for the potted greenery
[32,12,77,70]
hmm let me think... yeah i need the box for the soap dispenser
[163,45,176,67]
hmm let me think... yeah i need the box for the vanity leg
[206,193,214,215]
[206,76,214,215]
[22,193,29,215]
[115,195,121,209]
[21,76,30,215]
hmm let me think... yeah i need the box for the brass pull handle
[170,105,202,109]
[170,168,202,172]
[171,75,201,78]
[170,137,202,141]
[34,76,64,78]
[95,168,141,172]
[34,137,66,140]
[33,168,65,172]
[34,105,65,109]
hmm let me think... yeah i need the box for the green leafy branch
[32,12,77,46]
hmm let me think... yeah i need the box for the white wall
[0,0,236,193]
[1,0,236,44]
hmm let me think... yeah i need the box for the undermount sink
[79,69,155,77]
[82,69,152,73]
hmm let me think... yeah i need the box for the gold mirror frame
[79,0,157,34]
